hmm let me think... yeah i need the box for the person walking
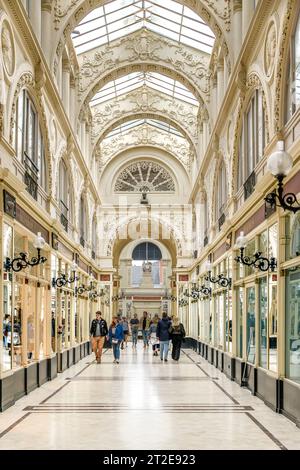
[108,317,124,364]
[121,317,129,349]
[156,312,171,362]
[169,317,186,361]
[130,314,139,349]
[90,311,108,364]
[141,311,151,348]
[149,314,160,356]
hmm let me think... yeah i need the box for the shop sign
[15,204,49,243]
[178,275,189,282]
[3,190,16,218]
[100,274,110,282]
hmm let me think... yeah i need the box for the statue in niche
[1,23,15,76]
[142,260,152,273]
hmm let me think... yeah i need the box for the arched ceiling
[96,119,194,173]
[90,83,199,148]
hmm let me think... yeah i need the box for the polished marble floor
[0,344,300,450]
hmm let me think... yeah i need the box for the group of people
[90,310,186,364]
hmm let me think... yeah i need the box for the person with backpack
[169,317,186,361]
[156,312,171,362]
[90,311,108,364]
[108,317,124,364]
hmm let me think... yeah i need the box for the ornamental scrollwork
[114,161,175,193]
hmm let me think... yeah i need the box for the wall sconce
[265,140,300,213]
[234,231,277,272]
[52,261,78,288]
[178,298,188,307]
[199,285,212,297]
[4,232,47,272]
[162,289,177,301]
[112,290,125,302]
[205,260,231,288]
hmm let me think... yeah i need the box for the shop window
[286,267,300,383]
[286,213,300,259]
[285,12,300,122]
[246,286,256,364]
[259,277,268,369]
[225,289,232,353]
[14,90,47,198]
[236,287,244,358]
[237,89,265,197]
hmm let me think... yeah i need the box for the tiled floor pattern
[0,346,300,449]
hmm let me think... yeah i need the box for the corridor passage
[0,346,300,450]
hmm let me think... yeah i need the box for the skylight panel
[104,117,184,139]
[72,0,215,55]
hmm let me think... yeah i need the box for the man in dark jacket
[156,312,171,362]
[90,311,108,363]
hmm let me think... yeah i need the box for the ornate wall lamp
[112,290,125,302]
[4,232,47,272]
[205,260,231,288]
[52,261,78,288]
[265,141,300,213]
[178,298,188,307]
[234,231,277,272]
[199,285,212,297]
[75,274,96,296]
[162,289,177,301]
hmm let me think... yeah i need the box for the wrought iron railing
[24,152,39,200]
[80,235,85,248]
[244,171,256,200]
[60,200,69,232]
[218,212,225,231]
[91,250,96,260]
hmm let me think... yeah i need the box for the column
[41,1,52,63]
[211,75,217,122]
[233,0,243,62]
[217,59,224,109]
[29,0,42,44]
[242,0,255,40]
[85,123,90,162]
[62,61,70,118]
[69,77,76,129]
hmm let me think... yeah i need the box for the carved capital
[41,0,53,13]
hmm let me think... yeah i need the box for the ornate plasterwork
[97,124,194,172]
[114,161,175,193]
[273,0,294,132]
[91,86,198,144]
[264,21,277,79]
[1,19,15,78]
[52,0,232,77]
[54,0,81,30]
[77,29,210,109]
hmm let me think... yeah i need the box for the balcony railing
[204,235,208,247]
[218,212,225,231]
[91,250,96,260]
[80,236,85,248]
[24,152,39,200]
[244,171,256,200]
[60,200,69,232]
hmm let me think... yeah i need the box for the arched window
[80,195,87,247]
[285,11,300,122]
[14,90,47,199]
[237,89,265,198]
[215,160,227,231]
[58,159,73,232]
[92,214,97,260]
[203,196,209,246]
[132,242,162,286]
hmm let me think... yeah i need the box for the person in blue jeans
[108,317,124,364]
[156,312,171,362]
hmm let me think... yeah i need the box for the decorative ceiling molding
[114,160,175,193]
[96,124,194,173]
[90,85,198,147]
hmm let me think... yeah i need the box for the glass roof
[104,118,184,139]
[72,0,215,55]
[91,71,198,106]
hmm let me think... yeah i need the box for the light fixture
[265,140,300,213]
[205,260,231,288]
[234,231,277,272]
[4,232,47,272]
[52,261,79,288]
[162,289,177,301]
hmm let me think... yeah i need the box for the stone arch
[103,214,183,262]
[94,112,197,152]
[78,62,205,120]
[51,0,232,77]
[231,71,271,196]
[8,70,53,197]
